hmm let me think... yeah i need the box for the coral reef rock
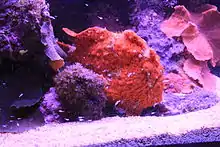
[0,0,65,70]
[59,27,164,116]
[130,1,185,73]
[40,87,62,123]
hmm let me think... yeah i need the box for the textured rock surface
[53,63,107,121]
[0,0,44,60]
[162,87,220,115]
[130,1,185,73]
[0,0,65,70]
[39,87,62,123]
[0,0,61,132]
[59,27,164,115]
[141,86,220,117]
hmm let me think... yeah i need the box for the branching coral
[58,27,164,115]
[54,63,107,121]
[161,4,220,95]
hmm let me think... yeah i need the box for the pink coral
[161,4,220,66]
[161,4,220,95]
[164,72,196,94]
[183,57,220,96]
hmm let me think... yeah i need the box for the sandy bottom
[1,102,220,146]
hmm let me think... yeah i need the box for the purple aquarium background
[0,1,220,146]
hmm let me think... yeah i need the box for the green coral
[54,63,108,121]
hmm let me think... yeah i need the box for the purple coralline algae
[0,0,44,60]
[40,87,62,123]
[163,87,220,115]
[130,0,185,73]
[0,0,65,69]
[132,0,177,12]
[142,87,220,116]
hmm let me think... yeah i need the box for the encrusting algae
[58,27,164,115]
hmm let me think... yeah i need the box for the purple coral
[132,0,177,13]
[130,1,185,73]
[54,63,107,121]
[0,0,45,60]
[162,86,220,115]
[40,87,62,123]
[141,86,220,116]
[0,0,65,72]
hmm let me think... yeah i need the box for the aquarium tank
[0,0,220,146]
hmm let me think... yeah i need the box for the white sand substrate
[1,102,220,147]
